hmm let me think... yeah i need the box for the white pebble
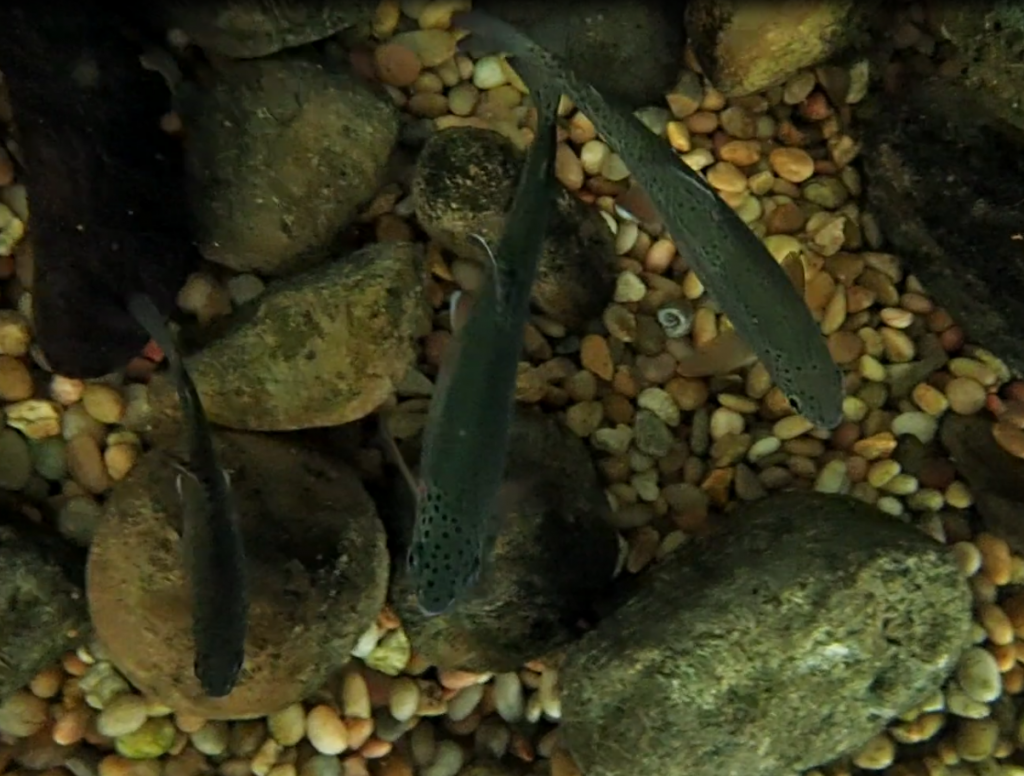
[191,720,230,756]
[447,684,484,722]
[539,669,561,721]
[956,647,1002,703]
[471,56,507,89]
[637,387,680,426]
[747,436,781,463]
[709,407,745,440]
[890,411,939,444]
[305,705,348,755]
[615,220,639,255]
[524,690,544,723]
[226,274,266,306]
[389,677,421,722]
[95,693,148,737]
[492,672,524,722]
[875,496,904,517]
[351,624,381,658]
[814,459,849,494]
[613,271,646,303]
[268,702,306,746]
[422,739,464,776]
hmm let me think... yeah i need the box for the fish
[126,293,248,697]
[452,11,845,430]
[676,252,807,377]
[384,84,562,616]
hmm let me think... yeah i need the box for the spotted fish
[127,294,248,697]
[383,85,561,616]
[452,10,845,429]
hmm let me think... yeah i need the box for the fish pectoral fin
[468,232,503,302]
[780,252,806,298]
[615,182,664,231]
[676,329,756,377]
[448,289,476,333]
[377,412,424,499]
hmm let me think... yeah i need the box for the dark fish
[382,85,562,616]
[453,10,845,430]
[127,294,247,697]
[0,0,197,377]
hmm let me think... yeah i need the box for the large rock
[0,1,196,378]
[87,431,388,719]
[0,513,90,702]
[413,127,616,329]
[152,0,377,59]
[560,491,972,776]
[685,0,880,97]
[143,242,430,432]
[382,408,620,673]
[178,50,399,276]
[472,0,684,108]
[925,1,1024,133]
[860,75,1024,376]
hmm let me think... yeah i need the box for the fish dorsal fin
[781,252,806,298]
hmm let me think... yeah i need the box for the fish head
[194,644,243,698]
[777,357,845,431]
[407,486,483,616]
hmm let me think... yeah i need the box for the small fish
[386,86,562,616]
[452,11,845,430]
[126,294,248,697]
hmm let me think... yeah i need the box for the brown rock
[139,242,430,434]
[685,0,880,97]
[86,432,388,718]
[412,127,616,328]
[383,408,619,672]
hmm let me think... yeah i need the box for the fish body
[403,86,562,616]
[453,11,845,429]
[126,294,248,697]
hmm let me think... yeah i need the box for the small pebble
[306,705,348,756]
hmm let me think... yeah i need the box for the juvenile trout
[127,294,248,697]
[453,11,845,429]
[386,86,562,616]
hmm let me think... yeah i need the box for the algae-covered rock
[560,491,972,776]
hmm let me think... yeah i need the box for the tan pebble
[852,732,895,770]
[81,383,125,425]
[52,705,90,746]
[820,286,846,335]
[306,705,348,755]
[174,712,206,734]
[417,0,470,29]
[772,415,814,440]
[827,330,864,364]
[375,754,413,776]
[851,432,896,461]
[954,642,1003,704]
[96,693,148,737]
[0,355,33,401]
[666,121,692,152]
[345,717,374,750]
[645,238,676,273]
[866,459,900,488]
[949,357,999,387]
[880,327,915,362]
[976,533,1012,585]
[388,678,420,722]
[580,335,614,381]
[267,702,305,747]
[666,377,708,411]
[992,421,1024,460]
[29,664,64,699]
[0,689,48,737]
[437,669,491,690]
[879,307,914,329]
[769,147,815,182]
[951,542,982,577]
[978,603,1014,646]
[911,383,949,416]
[554,143,584,190]
[719,139,761,166]
[945,480,973,509]
[945,377,987,415]
[104,443,138,482]
[706,161,747,193]
[360,739,392,759]
[66,435,111,494]
[955,717,999,761]
[0,309,31,356]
